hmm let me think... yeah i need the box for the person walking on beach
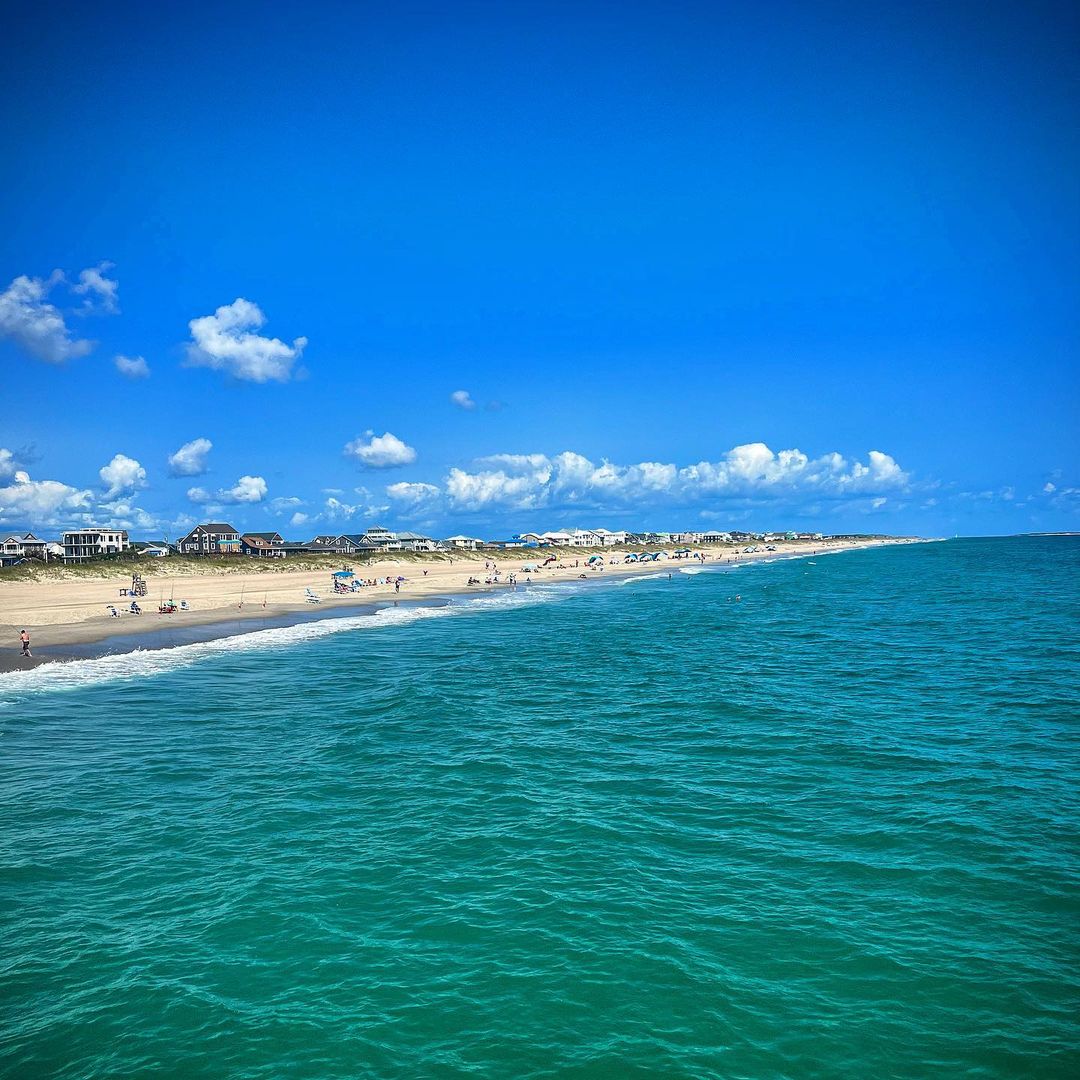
[19,630,31,657]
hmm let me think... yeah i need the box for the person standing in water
[19,629,31,657]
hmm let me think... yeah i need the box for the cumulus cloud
[290,511,309,528]
[115,354,150,378]
[187,474,267,504]
[168,438,213,477]
[95,499,161,532]
[322,496,389,520]
[0,270,94,363]
[443,443,910,512]
[0,470,93,526]
[344,431,417,469]
[451,389,476,410]
[99,453,147,498]
[386,481,441,505]
[0,448,15,479]
[73,262,120,314]
[186,298,307,383]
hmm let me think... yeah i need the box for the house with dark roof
[177,523,241,555]
[334,534,379,554]
[241,533,286,557]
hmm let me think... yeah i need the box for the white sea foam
[617,572,669,585]
[0,586,570,703]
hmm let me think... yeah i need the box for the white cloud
[442,443,911,511]
[386,481,441,505]
[73,262,119,314]
[0,470,93,526]
[324,496,362,517]
[0,270,93,363]
[1044,482,1056,494]
[187,474,267,504]
[186,298,307,383]
[115,354,150,378]
[99,453,147,498]
[451,389,476,410]
[168,437,213,477]
[323,496,388,520]
[344,431,417,469]
[270,495,304,512]
[0,448,15,479]
[95,499,161,531]
[290,511,309,528]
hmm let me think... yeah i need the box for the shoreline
[0,539,919,674]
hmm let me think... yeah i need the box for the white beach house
[443,535,483,550]
[62,528,130,563]
[592,529,629,546]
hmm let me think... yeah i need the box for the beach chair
[305,588,322,604]
[179,600,189,611]
[107,605,121,618]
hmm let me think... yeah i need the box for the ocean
[1,537,1077,1078]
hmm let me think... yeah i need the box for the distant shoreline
[0,538,921,674]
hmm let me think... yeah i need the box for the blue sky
[1,0,1077,539]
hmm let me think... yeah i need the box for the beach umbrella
[332,570,354,577]
[587,554,604,563]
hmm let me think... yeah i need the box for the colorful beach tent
[332,570,354,577]
[522,562,538,571]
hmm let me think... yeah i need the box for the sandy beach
[0,538,910,671]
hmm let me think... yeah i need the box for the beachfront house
[568,529,603,546]
[516,533,546,546]
[62,528,130,563]
[246,531,285,548]
[1,534,27,565]
[487,538,527,549]
[241,533,286,557]
[542,531,574,547]
[396,531,436,552]
[443,535,483,550]
[177,523,241,556]
[702,531,732,544]
[362,525,401,551]
[19,533,48,559]
[329,534,377,555]
[592,529,629,546]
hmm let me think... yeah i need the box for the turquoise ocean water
[1,537,1078,1078]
